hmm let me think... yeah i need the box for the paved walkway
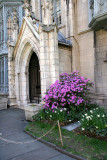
[0,108,75,160]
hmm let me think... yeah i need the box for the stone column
[39,25,51,98]
[39,25,59,99]
[39,0,59,99]
[7,41,16,106]
[49,25,59,84]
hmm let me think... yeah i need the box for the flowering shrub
[80,107,107,137]
[33,104,98,124]
[43,71,93,110]
[33,72,94,124]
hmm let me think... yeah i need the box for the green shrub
[80,107,107,137]
[33,108,68,123]
[33,103,99,124]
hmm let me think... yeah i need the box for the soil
[74,128,107,141]
[40,119,75,126]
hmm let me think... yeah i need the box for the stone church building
[0,0,107,109]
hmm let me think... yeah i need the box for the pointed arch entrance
[29,52,41,103]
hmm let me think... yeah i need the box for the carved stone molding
[23,0,30,17]
[42,0,53,25]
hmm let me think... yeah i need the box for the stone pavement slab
[0,108,75,160]
[62,121,81,131]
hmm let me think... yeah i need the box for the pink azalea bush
[43,71,93,110]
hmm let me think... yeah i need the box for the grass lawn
[25,121,107,160]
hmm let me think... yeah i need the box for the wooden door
[29,52,41,103]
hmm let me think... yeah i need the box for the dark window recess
[29,52,41,104]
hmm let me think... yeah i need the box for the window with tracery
[5,57,8,86]
[0,7,4,51]
[0,56,8,93]
[0,57,4,93]
[0,1,23,94]
[6,6,19,41]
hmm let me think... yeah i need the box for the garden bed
[39,119,77,126]
[25,121,107,160]
[29,72,107,159]
[75,128,107,141]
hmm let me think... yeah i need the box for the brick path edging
[24,130,86,160]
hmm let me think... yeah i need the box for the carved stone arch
[14,37,40,105]
[17,42,32,74]
[15,37,40,74]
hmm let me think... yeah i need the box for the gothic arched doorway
[29,52,41,103]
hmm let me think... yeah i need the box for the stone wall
[59,44,72,74]
[79,31,95,83]
[74,1,107,107]
[77,0,89,33]
[60,0,73,39]
[95,30,107,95]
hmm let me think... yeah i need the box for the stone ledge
[89,12,107,31]
[88,93,107,108]
[0,98,8,110]
[0,93,8,98]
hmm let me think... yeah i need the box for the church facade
[0,0,107,109]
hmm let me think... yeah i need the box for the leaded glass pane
[1,58,4,85]
[0,57,4,93]
[0,7,3,50]
[5,56,8,85]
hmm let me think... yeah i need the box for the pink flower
[43,71,93,110]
